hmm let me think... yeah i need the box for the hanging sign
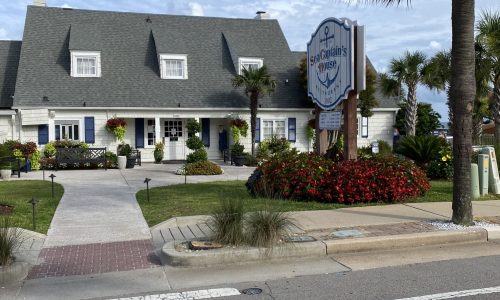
[307,18,355,111]
[319,111,342,130]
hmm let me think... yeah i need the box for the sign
[307,18,355,111]
[319,111,341,130]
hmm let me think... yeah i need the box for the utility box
[471,163,480,199]
[478,154,489,195]
[481,147,500,194]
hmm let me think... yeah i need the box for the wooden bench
[55,147,107,170]
[0,156,23,178]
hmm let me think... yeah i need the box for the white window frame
[159,54,188,79]
[238,57,263,75]
[54,119,82,141]
[361,117,369,138]
[262,119,287,140]
[71,51,101,77]
[145,118,156,148]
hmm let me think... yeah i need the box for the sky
[1,0,499,121]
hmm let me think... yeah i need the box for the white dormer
[70,51,101,77]
[238,57,263,74]
[159,54,188,79]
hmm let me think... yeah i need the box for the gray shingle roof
[0,41,21,108]
[13,6,309,109]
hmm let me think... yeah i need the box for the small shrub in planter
[184,161,223,175]
[154,142,164,164]
[231,142,246,166]
[209,199,245,246]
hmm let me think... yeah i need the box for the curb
[324,228,488,254]
[150,216,210,232]
[162,240,326,267]
[484,227,500,240]
[160,229,488,267]
[0,261,30,284]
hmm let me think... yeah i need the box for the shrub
[154,142,164,164]
[52,140,88,149]
[31,149,41,170]
[105,151,118,168]
[118,144,132,157]
[427,142,453,180]
[184,161,223,175]
[43,142,56,158]
[0,217,24,266]
[186,118,201,135]
[231,142,245,156]
[0,144,11,169]
[395,135,446,168]
[186,136,204,150]
[209,199,245,246]
[186,149,208,163]
[245,209,294,248]
[257,136,291,161]
[248,152,430,203]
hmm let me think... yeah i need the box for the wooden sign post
[307,18,365,160]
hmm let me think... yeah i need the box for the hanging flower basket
[106,117,127,142]
[230,118,248,142]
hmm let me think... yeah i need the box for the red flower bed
[247,152,430,203]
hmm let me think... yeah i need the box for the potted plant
[0,144,11,180]
[230,118,248,143]
[116,144,129,170]
[154,142,164,164]
[106,117,127,143]
[231,142,246,166]
[118,144,136,169]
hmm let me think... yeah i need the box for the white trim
[15,107,313,112]
[70,51,101,78]
[261,118,287,140]
[144,118,156,148]
[0,110,16,116]
[53,118,83,141]
[359,108,399,112]
[159,54,188,79]
[238,57,263,74]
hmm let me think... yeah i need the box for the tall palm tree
[232,65,276,156]
[381,51,428,136]
[364,0,476,225]
[423,51,452,133]
[477,11,500,148]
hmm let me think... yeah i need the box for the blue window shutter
[38,125,49,145]
[201,118,210,147]
[135,118,144,148]
[84,117,95,144]
[288,118,296,142]
[255,118,261,143]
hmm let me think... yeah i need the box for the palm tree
[381,51,428,136]
[364,0,476,225]
[477,11,500,148]
[232,65,276,156]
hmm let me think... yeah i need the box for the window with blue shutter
[84,117,95,144]
[38,125,49,145]
[288,118,296,142]
[255,118,261,142]
[201,118,210,147]
[135,118,144,148]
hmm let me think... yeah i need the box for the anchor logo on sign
[317,26,340,89]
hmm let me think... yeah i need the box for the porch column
[155,117,161,144]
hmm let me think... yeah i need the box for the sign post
[307,18,365,159]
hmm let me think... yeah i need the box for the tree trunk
[250,93,259,157]
[450,0,475,225]
[494,85,500,149]
[472,114,483,145]
[404,83,418,136]
[447,87,453,136]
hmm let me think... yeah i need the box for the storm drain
[241,288,263,295]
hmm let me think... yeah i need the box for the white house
[0,2,398,162]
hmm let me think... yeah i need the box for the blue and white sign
[307,18,355,111]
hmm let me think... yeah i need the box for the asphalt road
[227,255,500,300]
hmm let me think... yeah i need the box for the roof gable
[0,41,22,108]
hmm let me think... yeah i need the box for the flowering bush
[184,161,223,175]
[106,117,127,142]
[247,152,430,203]
[427,143,453,180]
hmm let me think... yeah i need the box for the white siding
[21,109,49,125]
[0,116,14,141]
[357,111,396,148]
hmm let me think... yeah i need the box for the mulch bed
[0,204,14,216]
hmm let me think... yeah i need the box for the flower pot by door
[233,156,246,166]
[0,169,11,181]
[126,157,136,169]
[117,156,127,169]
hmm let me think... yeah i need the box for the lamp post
[28,197,39,230]
[49,173,56,202]
[144,177,151,202]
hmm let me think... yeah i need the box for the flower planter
[117,156,127,169]
[233,155,246,166]
[0,169,11,181]
[126,157,136,169]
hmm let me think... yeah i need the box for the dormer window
[160,54,188,79]
[239,57,263,74]
[71,51,101,77]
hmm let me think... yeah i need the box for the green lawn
[137,180,494,227]
[0,180,64,234]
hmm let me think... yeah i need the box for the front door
[163,119,185,160]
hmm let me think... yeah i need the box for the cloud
[429,40,442,50]
[188,3,204,16]
[60,4,72,9]
[0,28,7,39]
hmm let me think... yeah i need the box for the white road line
[109,288,241,300]
[394,285,500,300]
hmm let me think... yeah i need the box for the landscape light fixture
[49,173,56,201]
[28,197,39,230]
[144,177,151,202]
